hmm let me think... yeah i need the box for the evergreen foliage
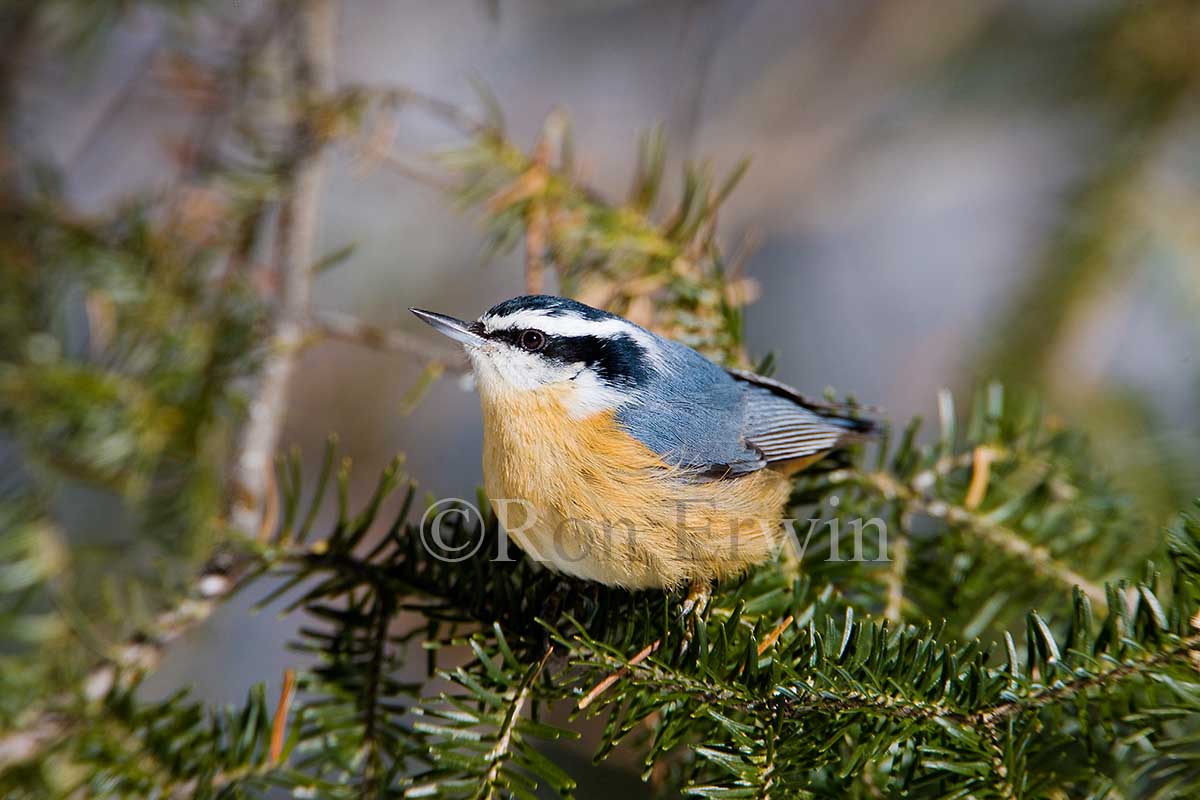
[2,2,1199,798]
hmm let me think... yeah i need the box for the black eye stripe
[487,328,650,386]
[490,328,533,349]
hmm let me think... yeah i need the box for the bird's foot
[680,578,711,618]
[678,578,711,655]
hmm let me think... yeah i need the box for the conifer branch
[6,7,1200,794]
[567,612,1200,762]
[975,633,1200,727]
[883,512,910,622]
[363,591,395,798]
[0,548,257,771]
[933,498,1110,610]
[375,85,489,136]
[835,469,1110,611]
[0,0,337,774]
[578,639,661,710]
[478,647,554,799]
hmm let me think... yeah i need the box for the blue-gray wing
[614,339,765,475]
[614,331,878,474]
[731,368,876,465]
[613,337,875,476]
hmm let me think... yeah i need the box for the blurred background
[4,0,1199,793]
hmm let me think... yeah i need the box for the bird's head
[410,295,662,416]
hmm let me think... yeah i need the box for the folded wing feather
[731,370,875,466]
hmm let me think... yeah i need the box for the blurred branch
[521,111,567,294]
[0,4,38,185]
[172,5,294,187]
[374,152,459,192]
[310,308,468,372]
[0,557,248,771]
[368,84,488,136]
[65,41,162,169]
[0,720,62,772]
[883,513,909,622]
[0,0,338,772]
[980,2,1198,393]
[435,109,756,362]
[349,84,755,358]
[228,0,334,536]
[669,0,754,154]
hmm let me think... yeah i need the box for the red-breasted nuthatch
[411,295,875,596]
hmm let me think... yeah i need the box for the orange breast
[479,384,791,589]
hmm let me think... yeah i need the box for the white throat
[468,345,626,418]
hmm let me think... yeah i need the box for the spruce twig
[477,647,554,799]
[836,469,1111,611]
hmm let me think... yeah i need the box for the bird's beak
[409,308,486,347]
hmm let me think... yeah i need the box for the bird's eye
[519,330,545,352]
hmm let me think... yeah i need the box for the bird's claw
[679,579,711,655]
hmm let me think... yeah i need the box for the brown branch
[352,118,460,192]
[362,593,394,798]
[269,668,297,764]
[757,615,795,656]
[0,717,65,770]
[963,446,997,511]
[979,633,1200,726]
[578,639,661,710]
[0,560,253,770]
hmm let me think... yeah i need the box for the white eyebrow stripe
[481,310,625,337]
[479,308,548,331]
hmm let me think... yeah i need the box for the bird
[411,295,876,606]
